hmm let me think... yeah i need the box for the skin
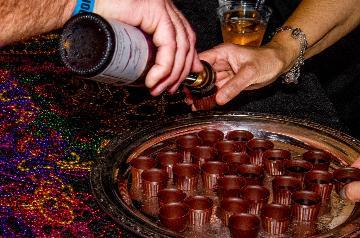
[0,0,203,95]
[343,159,360,202]
[198,0,360,106]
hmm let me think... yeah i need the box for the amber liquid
[221,11,266,46]
[221,10,266,46]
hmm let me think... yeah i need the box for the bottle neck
[182,60,216,97]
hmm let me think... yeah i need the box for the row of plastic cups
[176,133,274,165]
[131,155,360,200]
[157,191,321,236]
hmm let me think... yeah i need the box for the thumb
[343,181,360,202]
[216,64,256,105]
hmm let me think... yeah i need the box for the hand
[342,158,360,202]
[199,42,292,106]
[95,0,203,95]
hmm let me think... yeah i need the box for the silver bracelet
[274,26,308,84]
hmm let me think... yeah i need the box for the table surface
[0,31,352,237]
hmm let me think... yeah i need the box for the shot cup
[261,203,291,235]
[201,161,229,191]
[303,150,333,171]
[333,167,360,194]
[130,156,157,187]
[198,128,224,146]
[247,139,274,166]
[292,190,321,222]
[158,188,187,208]
[217,2,272,46]
[236,164,264,185]
[215,140,239,157]
[226,130,254,143]
[217,175,247,199]
[173,163,200,192]
[240,185,270,215]
[220,197,250,226]
[159,202,189,232]
[222,152,250,174]
[141,168,168,198]
[157,151,182,179]
[263,149,291,176]
[228,213,260,238]
[176,134,200,163]
[284,159,313,184]
[184,195,213,227]
[304,170,333,202]
[272,176,302,205]
[191,145,217,168]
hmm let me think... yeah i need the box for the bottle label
[91,20,149,85]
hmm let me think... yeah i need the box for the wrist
[266,31,302,74]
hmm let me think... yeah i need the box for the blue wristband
[72,0,95,16]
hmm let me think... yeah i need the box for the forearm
[269,0,360,73]
[0,0,76,47]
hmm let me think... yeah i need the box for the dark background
[174,0,360,139]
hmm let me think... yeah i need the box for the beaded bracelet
[274,26,308,84]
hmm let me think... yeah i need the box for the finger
[199,48,220,66]
[168,50,197,94]
[216,65,256,105]
[192,51,203,72]
[168,7,197,94]
[145,13,176,90]
[351,158,360,169]
[150,2,189,95]
[342,181,360,202]
[175,6,202,75]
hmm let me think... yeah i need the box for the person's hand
[341,158,360,202]
[95,0,203,96]
[198,42,297,106]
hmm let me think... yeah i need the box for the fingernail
[216,94,225,105]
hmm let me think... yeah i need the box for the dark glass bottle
[59,13,215,97]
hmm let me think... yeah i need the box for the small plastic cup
[159,202,189,232]
[303,150,333,171]
[261,203,291,235]
[263,149,291,176]
[228,213,260,238]
[272,176,302,205]
[173,163,200,192]
[304,170,333,202]
[191,145,217,168]
[198,128,224,146]
[333,167,360,194]
[158,188,187,208]
[201,161,229,191]
[247,139,274,166]
[141,168,168,198]
[284,159,313,185]
[236,164,264,185]
[292,190,321,222]
[222,152,250,174]
[157,151,182,179]
[184,195,213,227]
[240,185,270,215]
[176,134,201,163]
[130,156,157,186]
[220,197,250,226]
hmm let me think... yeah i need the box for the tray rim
[90,111,360,238]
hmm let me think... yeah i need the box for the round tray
[90,112,360,237]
